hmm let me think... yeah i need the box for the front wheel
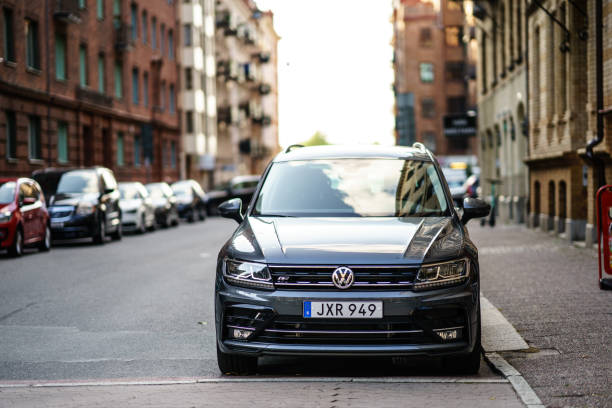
[9,228,24,257]
[217,345,257,375]
[93,217,106,245]
[444,306,481,375]
[198,207,206,221]
[111,222,122,241]
[39,225,51,251]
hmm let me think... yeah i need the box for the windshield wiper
[254,213,295,217]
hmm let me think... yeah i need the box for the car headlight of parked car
[414,258,469,290]
[0,210,12,223]
[76,202,96,216]
[223,260,274,290]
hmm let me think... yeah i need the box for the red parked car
[0,178,51,256]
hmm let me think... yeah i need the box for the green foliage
[301,131,330,147]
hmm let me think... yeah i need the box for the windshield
[0,181,16,204]
[56,171,98,194]
[119,184,139,200]
[253,159,449,217]
[172,182,192,197]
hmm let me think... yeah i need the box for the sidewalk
[469,223,612,408]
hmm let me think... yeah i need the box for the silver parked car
[118,182,156,234]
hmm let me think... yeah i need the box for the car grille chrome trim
[268,265,418,290]
[264,328,424,335]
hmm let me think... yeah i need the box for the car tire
[217,345,257,376]
[39,225,51,252]
[111,222,122,241]
[9,227,24,257]
[198,207,206,221]
[139,214,147,234]
[94,217,106,245]
[187,209,195,223]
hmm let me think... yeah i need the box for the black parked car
[171,180,207,222]
[215,144,490,375]
[33,167,122,244]
[145,182,180,228]
[206,175,260,215]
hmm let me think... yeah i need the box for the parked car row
[0,167,262,257]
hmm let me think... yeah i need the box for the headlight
[76,203,96,215]
[414,258,469,290]
[223,260,274,290]
[0,210,12,223]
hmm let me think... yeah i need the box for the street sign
[443,114,476,137]
[595,185,612,290]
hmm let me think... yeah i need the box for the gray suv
[214,144,490,375]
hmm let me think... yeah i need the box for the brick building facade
[392,0,478,156]
[525,0,590,242]
[0,0,181,184]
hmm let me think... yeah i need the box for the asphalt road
[0,218,529,407]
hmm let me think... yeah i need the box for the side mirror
[103,188,114,195]
[461,197,490,225]
[22,197,36,206]
[218,198,244,224]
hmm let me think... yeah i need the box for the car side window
[30,183,41,201]
[101,170,118,191]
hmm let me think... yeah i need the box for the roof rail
[412,142,435,161]
[412,142,427,151]
[285,144,304,153]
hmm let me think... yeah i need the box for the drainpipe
[585,0,605,188]
[45,0,52,164]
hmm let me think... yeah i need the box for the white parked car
[118,182,155,234]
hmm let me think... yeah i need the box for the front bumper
[121,210,141,230]
[49,213,97,239]
[216,281,479,358]
[0,219,17,248]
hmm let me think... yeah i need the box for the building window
[169,84,175,113]
[419,28,432,48]
[447,0,461,10]
[3,8,15,63]
[98,54,105,93]
[130,4,138,40]
[96,0,104,20]
[445,26,461,47]
[25,19,40,70]
[183,24,192,46]
[78,0,86,9]
[134,135,141,166]
[141,11,148,44]
[167,29,174,59]
[79,45,88,87]
[419,62,434,83]
[160,81,166,110]
[116,132,124,165]
[170,141,176,168]
[28,116,41,160]
[143,71,149,107]
[421,98,435,118]
[112,0,121,27]
[55,32,67,80]
[151,17,157,49]
[5,111,16,159]
[57,122,68,163]
[114,61,123,98]
[132,68,139,104]
[447,96,466,114]
[445,61,465,82]
[185,67,193,89]
[160,24,165,54]
[481,32,487,93]
[423,131,436,152]
[186,111,194,133]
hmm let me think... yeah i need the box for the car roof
[273,145,432,162]
[231,175,260,183]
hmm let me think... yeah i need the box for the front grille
[268,265,418,290]
[51,210,73,218]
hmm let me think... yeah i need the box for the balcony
[75,87,113,107]
[216,11,238,35]
[256,52,271,64]
[114,23,134,52]
[53,0,81,23]
[258,83,271,95]
[252,113,271,126]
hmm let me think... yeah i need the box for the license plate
[51,221,64,229]
[303,301,383,319]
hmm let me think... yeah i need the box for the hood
[49,192,98,207]
[0,203,14,213]
[151,197,169,208]
[120,198,142,210]
[224,216,464,265]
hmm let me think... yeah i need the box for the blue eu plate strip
[303,301,311,318]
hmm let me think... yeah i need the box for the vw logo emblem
[332,267,354,289]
